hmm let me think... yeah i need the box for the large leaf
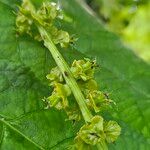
[0,0,150,149]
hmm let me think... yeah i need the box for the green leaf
[0,0,150,150]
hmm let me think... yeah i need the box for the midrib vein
[0,118,45,150]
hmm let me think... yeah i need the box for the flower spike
[16,1,121,149]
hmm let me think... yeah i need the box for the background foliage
[0,0,150,149]
[86,0,150,63]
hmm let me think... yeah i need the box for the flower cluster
[45,66,81,121]
[46,58,113,117]
[16,1,121,149]
[75,116,121,149]
[16,0,74,47]
[45,58,121,148]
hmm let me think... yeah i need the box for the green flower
[78,79,98,91]
[47,83,71,110]
[86,90,113,112]
[104,121,121,143]
[75,116,105,146]
[52,29,70,48]
[37,2,62,22]
[71,58,97,81]
[45,59,114,119]
[75,116,121,148]
[46,67,63,85]
[16,0,74,47]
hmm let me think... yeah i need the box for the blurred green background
[86,0,150,63]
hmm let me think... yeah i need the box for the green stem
[97,141,108,150]
[38,25,92,123]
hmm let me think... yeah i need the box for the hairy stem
[38,25,92,122]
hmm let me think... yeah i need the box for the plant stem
[38,25,93,123]
[97,141,108,150]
